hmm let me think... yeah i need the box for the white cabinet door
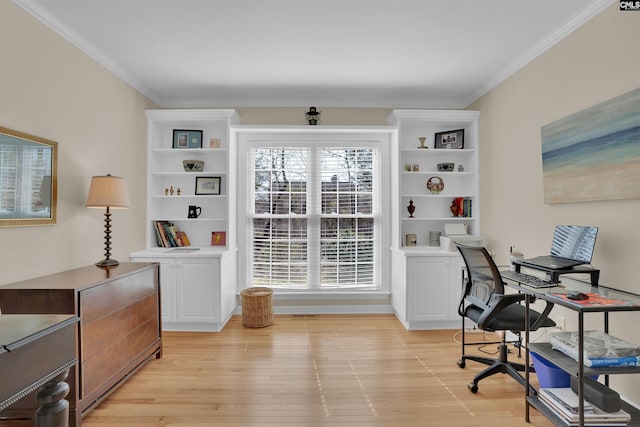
[408,257,451,322]
[176,258,219,323]
[130,255,222,331]
[395,253,464,329]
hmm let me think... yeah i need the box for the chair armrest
[458,278,473,317]
[529,299,555,331]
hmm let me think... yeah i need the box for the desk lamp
[86,174,130,267]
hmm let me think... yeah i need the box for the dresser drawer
[80,268,157,324]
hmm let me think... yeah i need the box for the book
[166,247,199,253]
[550,331,640,367]
[152,221,191,248]
[154,221,170,248]
[161,222,178,247]
[463,198,472,218]
[539,388,630,425]
[169,225,183,247]
[153,221,166,247]
[178,230,191,246]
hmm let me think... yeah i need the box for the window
[250,146,379,290]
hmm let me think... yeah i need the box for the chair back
[456,243,505,310]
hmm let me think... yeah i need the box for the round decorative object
[426,176,444,194]
[182,159,204,172]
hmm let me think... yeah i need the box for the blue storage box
[531,351,570,388]
[531,351,597,388]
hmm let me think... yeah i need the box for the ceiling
[15,0,614,109]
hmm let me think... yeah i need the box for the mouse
[567,291,589,301]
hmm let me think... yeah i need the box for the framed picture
[211,231,226,246]
[434,129,464,149]
[173,129,203,149]
[195,176,221,195]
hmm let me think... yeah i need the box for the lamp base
[95,258,119,268]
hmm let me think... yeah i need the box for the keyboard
[501,270,557,289]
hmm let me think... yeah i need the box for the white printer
[439,223,487,252]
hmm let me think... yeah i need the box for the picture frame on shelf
[434,129,464,149]
[211,231,226,246]
[173,129,203,149]
[195,176,221,195]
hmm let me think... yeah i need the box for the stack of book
[452,197,472,218]
[550,331,640,367]
[539,387,631,426]
[153,220,191,248]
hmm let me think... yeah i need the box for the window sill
[241,290,391,301]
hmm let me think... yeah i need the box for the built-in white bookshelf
[388,109,480,330]
[388,110,480,249]
[130,109,240,332]
[143,109,240,250]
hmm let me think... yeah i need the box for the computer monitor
[550,225,598,263]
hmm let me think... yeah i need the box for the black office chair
[455,243,556,393]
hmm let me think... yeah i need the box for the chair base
[458,341,536,394]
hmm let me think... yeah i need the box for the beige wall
[470,4,640,400]
[0,2,157,284]
[236,107,391,126]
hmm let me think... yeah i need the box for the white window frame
[235,127,393,296]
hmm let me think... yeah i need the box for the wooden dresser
[0,263,162,427]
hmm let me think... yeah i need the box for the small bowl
[182,159,204,172]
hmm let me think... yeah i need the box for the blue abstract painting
[541,88,640,203]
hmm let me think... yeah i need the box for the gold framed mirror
[0,126,57,227]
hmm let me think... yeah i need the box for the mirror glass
[0,126,57,226]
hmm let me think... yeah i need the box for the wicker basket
[240,287,273,328]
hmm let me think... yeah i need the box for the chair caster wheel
[457,359,466,369]
[468,382,478,393]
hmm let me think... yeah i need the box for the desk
[0,314,78,426]
[502,274,640,427]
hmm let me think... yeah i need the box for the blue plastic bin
[531,351,597,388]
[531,351,570,388]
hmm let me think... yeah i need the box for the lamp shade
[86,174,130,209]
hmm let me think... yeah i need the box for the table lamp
[86,174,130,267]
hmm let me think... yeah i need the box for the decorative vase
[418,137,427,149]
[407,199,416,218]
[426,176,444,194]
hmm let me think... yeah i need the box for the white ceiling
[15,0,614,109]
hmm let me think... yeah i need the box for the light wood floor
[83,314,554,426]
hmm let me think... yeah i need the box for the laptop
[519,225,598,270]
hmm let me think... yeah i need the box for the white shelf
[152,148,227,154]
[142,109,239,251]
[401,171,473,176]
[401,148,476,154]
[401,194,474,198]
[151,217,227,221]
[402,217,472,221]
[151,171,227,176]
[151,195,227,199]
